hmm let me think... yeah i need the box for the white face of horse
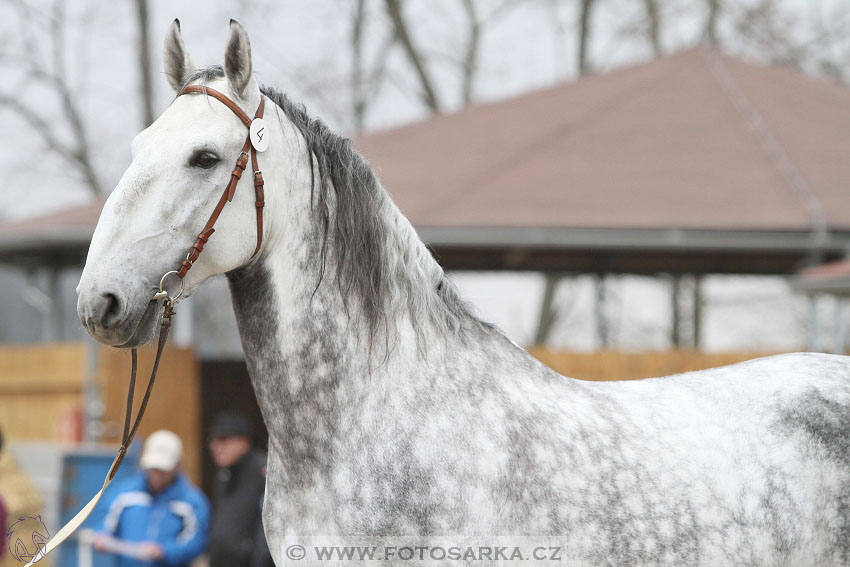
[77,20,265,347]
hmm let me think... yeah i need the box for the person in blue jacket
[93,430,210,567]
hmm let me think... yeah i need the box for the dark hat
[208,411,253,439]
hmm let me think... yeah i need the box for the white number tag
[250,118,269,152]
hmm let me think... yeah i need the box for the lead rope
[23,300,174,567]
[29,87,265,566]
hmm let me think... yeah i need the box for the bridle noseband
[28,86,268,567]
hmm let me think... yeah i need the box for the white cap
[139,430,183,471]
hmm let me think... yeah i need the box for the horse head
[76,20,293,347]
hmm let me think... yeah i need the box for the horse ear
[223,19,253,99]
[164,19,197,93]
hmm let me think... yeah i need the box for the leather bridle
[176,85,266,277]
[157,84,267,299]
[27,86,267,567]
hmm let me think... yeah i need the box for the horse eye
[190,151,220,169]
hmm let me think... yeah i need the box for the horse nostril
[100,292,124,329]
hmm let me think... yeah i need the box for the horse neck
[226,160,475,420]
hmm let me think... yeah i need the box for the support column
[809,294,821,352]
[832,298,848,355]
[534,273,561,346]
[693,276,703,350]
[46,267,62,342]
[671,274,681,348]
[596,274,608,349]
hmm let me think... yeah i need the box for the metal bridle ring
[157,270,184,302]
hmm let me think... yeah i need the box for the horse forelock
[184,66,492,359]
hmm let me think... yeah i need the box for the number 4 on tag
[250,118,269,152]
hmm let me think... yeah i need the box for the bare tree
[578,0,598,74]
[460,0,481,105]
[348,0,520,129]
[456,0,519,105]
[732,0,810,67]
[384,0,441,112]
[741,0,850,82]
[703,0,722,47]
[0,0,104,196]
[351,0,369,132]
[350,0,398,133]
[349,0,532,126]
[135,0,155,127]
[642,0,662,55]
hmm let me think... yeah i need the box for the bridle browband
[26,86,267,567]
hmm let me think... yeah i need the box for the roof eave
[791,275,850,295]
[416,226,850,252]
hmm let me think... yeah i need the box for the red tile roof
[799,259,850,281]
[0,198,107,237]
[357,49,850,232]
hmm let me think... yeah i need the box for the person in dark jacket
[207,412,274,567]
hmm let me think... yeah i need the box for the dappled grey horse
[76,20,850,566]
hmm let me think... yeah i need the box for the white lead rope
[23,476,114,567]
[28,294,175,565]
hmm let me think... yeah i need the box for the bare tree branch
[135,0,155,127]
[460,0,481,105]
[578,0,598,75]
[733,0,809,67]
[703,0,721,47]
[50,3,103,196]
[642,0,662,55]
[384,0,441,112]
[350,0,382,133]
[363,33,398,108]
[350,0,399,133]
[0,0,104,195]
[351,0,367,133]
[0,94,76,164]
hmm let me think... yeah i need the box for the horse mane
[183,67,491,353]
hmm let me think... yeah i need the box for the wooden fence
[529,348,780,381]
[0,343,783,485]
[0,342,202,483]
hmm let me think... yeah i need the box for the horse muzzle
[77,286,161,347]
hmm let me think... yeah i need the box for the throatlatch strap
[251,96,266,257]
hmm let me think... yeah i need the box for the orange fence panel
[529,348,782,381]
